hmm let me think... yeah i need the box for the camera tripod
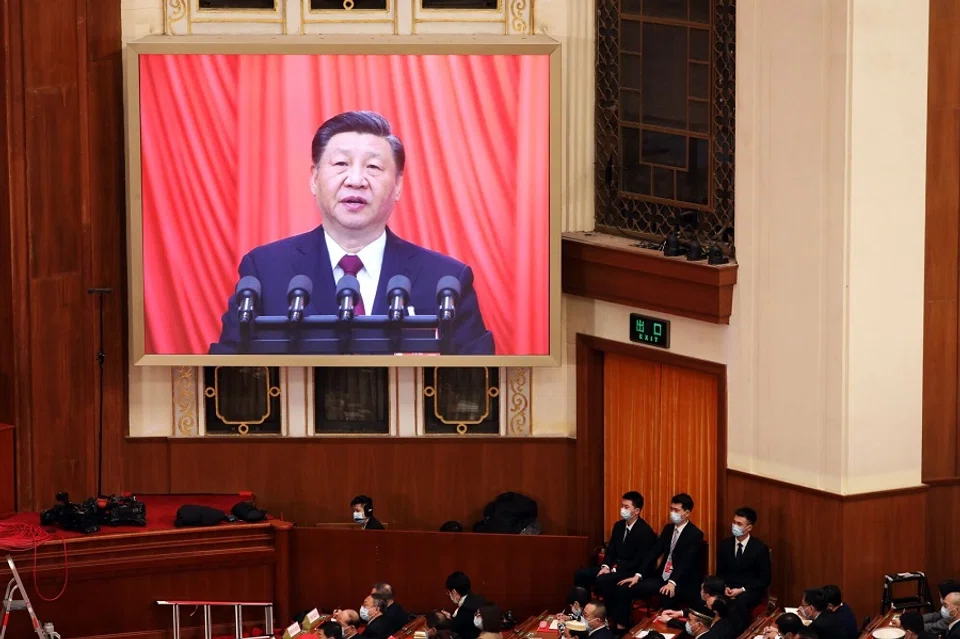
[1,555,50,638]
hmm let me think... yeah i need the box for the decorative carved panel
[203,367,283,435]
[422,368,501,435]
[595,0,735,252]
[313,367,390,434]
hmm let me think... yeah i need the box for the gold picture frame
[124,35,562,368]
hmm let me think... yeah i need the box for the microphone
[337,275,361,321]
[287,275,313,322]
[436,276,461,323]
[235,276,261,324]
[386,275,411,321]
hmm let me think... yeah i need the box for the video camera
[40,492,147,534]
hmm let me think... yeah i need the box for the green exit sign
[629,313,670,348]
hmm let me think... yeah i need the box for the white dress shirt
[325,230,386,314]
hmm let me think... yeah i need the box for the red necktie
[338,255,365,315]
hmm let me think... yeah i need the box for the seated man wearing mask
[359,595,393,639]
[894,581,960,637]
[576,492,656,592]
[558,587,591,622]
[370,582,407,634]
[351,495,384,529]
[797,588,833,639]
[685,609,717,639]
[564,601,613,639]
[659,575,727,621]
[821,585,857,639]
[441,571,487,639]
[474,604,504,639]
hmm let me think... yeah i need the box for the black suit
[609,521,705,627]
[450,593,487,639]
[716,535,771,627]
[946,621,960,639]
[828,604,859,639]
[361,616,394,639]
[382,602,408,635]
[575,517,657,590]
[811,613,837,639]
[588,627,614,639]
[363,516,385,530]
[709,617,738,639]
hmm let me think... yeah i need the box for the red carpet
[1,493,269,540]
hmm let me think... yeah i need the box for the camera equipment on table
[40,492,147,534]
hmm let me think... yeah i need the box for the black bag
[473,492,539,534]
[231,501,267,522]
[174,504,229,527]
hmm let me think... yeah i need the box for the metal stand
[1,555,48,639]
[156,600,275,639]
[881,571,933,614]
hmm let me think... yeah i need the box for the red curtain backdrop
[139,54,551,356]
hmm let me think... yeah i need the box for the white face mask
[570,605,582,619]
[353,511,366,522]
[942,605,952,620]
[360,606,371,622]
[684,622,694,635]
[620,507,632,520]
[450,593,459,605]
[474,617,483,630]
[732,524,745,537]
[670,511,683,524]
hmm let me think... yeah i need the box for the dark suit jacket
[360,615,394,639]
[640,521,705,589]
[811,612,837,639]
[602,517,657,576]
[382,602,408,635]
[829,604,859,639]
[709,618,738,639]
[363,516,385,530]
[211,226,495,355]
[588,627,614,639]
[450,593,487,639]
[946,621,960,639]
[715,535,771,592]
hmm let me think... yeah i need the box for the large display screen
[125,37,560,366]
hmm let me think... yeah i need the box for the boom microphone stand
[87,287,112,497]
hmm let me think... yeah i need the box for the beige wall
[123,0,928,495]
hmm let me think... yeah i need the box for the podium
[237,313,453,354]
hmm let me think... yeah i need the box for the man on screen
[210,110,495,355]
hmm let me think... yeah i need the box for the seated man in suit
[371,582,407,634]
[563,601,613,639]
[763,612,806,639]
[351,495,384,529]
[658,575,726,621]
[575,491,656,593]
[610,493,705,630]
[359,596,393,639]
[798,588,834,639]
[558,586,591,622]
[686,609,718,639]
[716,506,771,630]
[943,592,960,639]
[211,110,495,355]
[895,581,960,636]
[442,571,488,639]
[333,608,361,638]
[821,585,857,639]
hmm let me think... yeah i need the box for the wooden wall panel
[0,425,14,515]
[841,489,927,621]
[1,0,124,510]
[123,437,577,534]
[924,0,960,481]
[925,483,960,593]
[292,528,589,620]
[727,470,927,624]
